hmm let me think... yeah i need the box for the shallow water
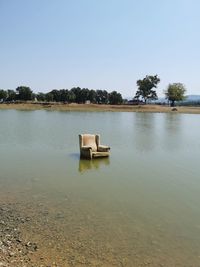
[0,110,200,266]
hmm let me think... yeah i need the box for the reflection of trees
[162,113,182,150]
[14,110,35,145]
[134,113,156,152]
[79,157,110,173]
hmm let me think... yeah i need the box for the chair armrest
[81,146,92,150]
[98,145,110,152]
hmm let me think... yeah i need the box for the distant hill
[184,95,200,102]
[125,95,200,104]
[155,95,200,104]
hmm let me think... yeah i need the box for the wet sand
[1,103,200,114]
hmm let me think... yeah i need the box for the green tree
[45,92,53,102]
[80,88,90,103]
[50,89,61,102]
[68,90,76,103]
[36,92,46,101]
[96,90,109,104]
[88,89,97,103]
[7,90,16,101]
[71,87,82,103]
[59,89,69,102]
[109,91,123,105]
[165,83,186,107]
[134,75,160,104]
[16,86,33,101]
[0,89,7,101]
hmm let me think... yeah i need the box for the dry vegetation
[0,102,200,114]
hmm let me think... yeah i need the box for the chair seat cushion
[92,151,109,158]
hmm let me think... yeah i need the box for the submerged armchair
[79,134,110,159]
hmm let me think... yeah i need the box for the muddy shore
[0,103,200,114]
[0,194,135,267]
[0,202,40,267]
[0,191,198,267]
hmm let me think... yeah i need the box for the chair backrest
[80,134,98,152]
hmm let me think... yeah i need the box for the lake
[0,109,200,266]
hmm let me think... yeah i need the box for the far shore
[1,102,200,114]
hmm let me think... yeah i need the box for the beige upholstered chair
[79,134,110,159]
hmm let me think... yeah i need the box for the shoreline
[1,103,200,114]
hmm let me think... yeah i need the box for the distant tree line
[0,86,123,105]
[0,75,189,107]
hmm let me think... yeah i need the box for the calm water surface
[0,110,200,266]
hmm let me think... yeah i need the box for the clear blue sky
[1,0,200,98]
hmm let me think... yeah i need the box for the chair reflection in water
[79,134,110,159]
[79,157,110,172]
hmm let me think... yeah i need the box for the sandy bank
[1,103,200,114]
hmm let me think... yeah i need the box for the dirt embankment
[1,103,200,114]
